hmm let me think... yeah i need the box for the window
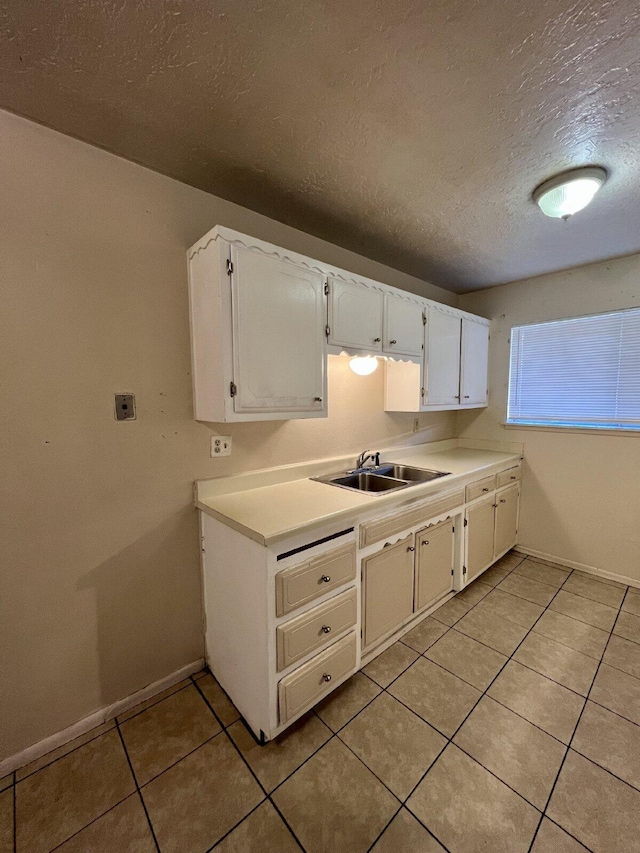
[507,307,640,431]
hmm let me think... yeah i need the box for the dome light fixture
[349,355,378,375]
[533,166,607,220]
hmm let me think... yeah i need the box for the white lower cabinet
[494,483,520,557]
[465,481,520,583]
[199,459,522,743]
[278,632,357,724]
[362,535,415,649]
[465,494,497,582]
[415,518,454,610]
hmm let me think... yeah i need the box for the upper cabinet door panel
[424,310,461,405]
[384,294,424,357]
[460,319,489,406]
[328,279,384,351]
[231,245,326,414]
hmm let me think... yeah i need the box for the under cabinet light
[349,356,379,375]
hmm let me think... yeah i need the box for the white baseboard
[0,658,204,778]
[514,547,640,590]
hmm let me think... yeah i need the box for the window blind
[507,307,640,430]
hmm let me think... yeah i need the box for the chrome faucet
[356,449,380,470]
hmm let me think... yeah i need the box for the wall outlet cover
[115,394,136,421]
[211,435,232,457]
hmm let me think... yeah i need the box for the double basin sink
[312,463,450,495]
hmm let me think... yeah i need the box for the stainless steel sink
[329,472,409,494]
[311,462,450,495]
[376,463,449,483]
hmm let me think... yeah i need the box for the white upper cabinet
[189,225,489,422]
[327,278,383,352]
[231,245,326,416]
[188,227,327,422]
[460,318,489,406]
[383,294,424,357]
[424,309,461,406]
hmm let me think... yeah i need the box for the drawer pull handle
[463,395,470,398]
[321,575,331,583]
[314,397,323,402]
[482,487,489,492]
[321,625,332,634]
[373,337,381,342]
[500,499,506,504]
[422,540,429,546]
[322,673,332,683]
[407,546,415,552]
[389,339,397,345]
[492,503,498,508]
[510,475,516,480]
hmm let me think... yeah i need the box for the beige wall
[458,256,640,584]
[0,109,456,761]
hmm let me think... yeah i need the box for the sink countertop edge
[195,443,523,547]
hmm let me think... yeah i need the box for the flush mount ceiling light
[533,166,607,220]
[349,355,379,375]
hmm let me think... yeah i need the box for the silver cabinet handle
[407,546,415,552]
[500,499,506,503]
[322,673,332,683]
[389,339,397,345]
[373,337,381,342]
[314,397,323,402]
[463,395,470,398]
[482,488,489,492]
[321,625,332,634]
[492,503,498,508]
[321,575,331,583]
[510,476,517,480]
[422,540,429,546]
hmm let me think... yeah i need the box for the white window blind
[507,307,640,431]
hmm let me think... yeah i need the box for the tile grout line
[396,563,580,849]
[45,793,145,853]
[12,772,16,853]
[526,570,629,853]
[365,557,551,849]
[114,722,161,853]
[191,675,307,853]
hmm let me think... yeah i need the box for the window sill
[502,422,640,437]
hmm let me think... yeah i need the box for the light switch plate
[115,394,136,421]
[211,435,232,456]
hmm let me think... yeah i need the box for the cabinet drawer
[496,466,522,489]
[275,543,356,617]
[276,589,357,671]
[465,475,496,503]
[278,632,357,723]
[359,490,464,548]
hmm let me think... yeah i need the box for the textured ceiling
[2,0,640,292]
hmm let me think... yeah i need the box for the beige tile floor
[3,552,640,852]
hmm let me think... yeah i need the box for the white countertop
[195,439,523,547]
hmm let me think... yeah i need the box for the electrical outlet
[211,435,232,457]
[413,418,420,433]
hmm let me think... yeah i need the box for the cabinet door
[362,535,415,649]
[424,310,461,405]
[494,484,519,558]
[465,495,496,583]
[231,245,326,414]
[460,319,489,406]
[384,294,424,357]
[328,278,383,352]
[415,519,454,611]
